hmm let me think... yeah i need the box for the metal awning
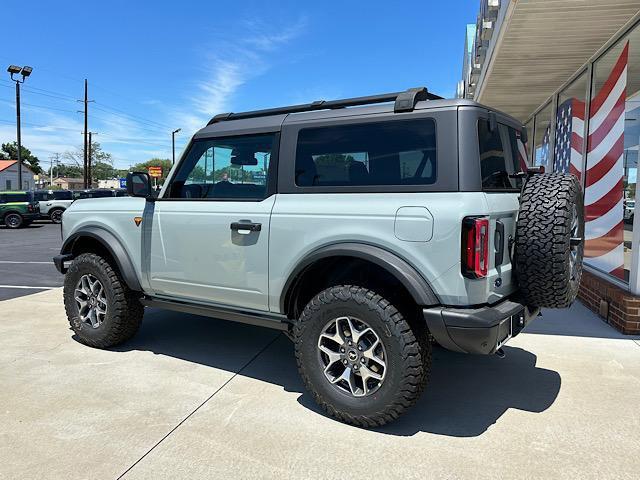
[476,0,640,121]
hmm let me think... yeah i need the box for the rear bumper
[53,254,73,274]
[423,298,540,354]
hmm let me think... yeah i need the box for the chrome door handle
[230,222,261,234]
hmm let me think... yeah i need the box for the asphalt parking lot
[1,225,639,479]
[0,221,62,300]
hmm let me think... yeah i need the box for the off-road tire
[4,212,23,229]
[63,253,144,348]
[515,173,584,308]
[293,285,430,427]
[49,208,64,224]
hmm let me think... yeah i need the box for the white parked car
[34,190,74,224]
[624,199,635,223]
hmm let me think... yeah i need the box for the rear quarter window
[53,190,72,200]
[295,118,437,188]
[4,193,30,202]
[478,119,524,191]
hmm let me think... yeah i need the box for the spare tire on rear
[514,173,584,308]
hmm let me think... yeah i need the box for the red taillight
[27,204,33,212]
[462,217,489,278]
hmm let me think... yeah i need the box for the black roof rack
[207,87,443,125]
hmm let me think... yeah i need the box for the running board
[140,296,291,331]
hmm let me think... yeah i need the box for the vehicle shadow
[112,308,561,438]
[0,224,43,230]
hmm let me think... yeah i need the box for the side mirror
[520,127,528,144]
[126,172,153,199]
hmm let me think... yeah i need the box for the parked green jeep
[0,191,40,228]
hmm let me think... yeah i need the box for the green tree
[132,158,172,181]
[0,142,42,174]
[92,161,117,180]
[55,164,83,178]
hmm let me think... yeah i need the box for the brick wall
[578,270,640,335]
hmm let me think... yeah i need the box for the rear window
[478,120,524,191]
[295,119,437,187]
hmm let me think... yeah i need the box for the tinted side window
[53,190,72,200]
[295,119,437,187]
[478,120,523,191]
[89,190,114,198]
[168,134,274,200]
[6,193,30,202]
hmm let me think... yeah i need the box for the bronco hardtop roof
[194,87,523,138]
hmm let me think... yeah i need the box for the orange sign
[148,166,163,178]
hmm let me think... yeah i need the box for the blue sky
[0,0,477,170]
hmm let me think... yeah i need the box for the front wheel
[4,213,23,229]
[63,253,144,348]
[293,285,430,427]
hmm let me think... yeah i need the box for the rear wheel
[4,213,23,229]
[294,285,430,427]
[63,253,144,348]
[49,208,64,224]
[515,173,584,308]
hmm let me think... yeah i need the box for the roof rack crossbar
[207,87,443,125]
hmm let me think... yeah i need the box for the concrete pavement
[1,290,639,479]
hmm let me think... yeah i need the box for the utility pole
[49,153,60,186]
[78,79,93,189]
[87,132,98,187]
[83,79,88,188]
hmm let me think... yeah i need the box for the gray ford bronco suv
[54,87,584,427]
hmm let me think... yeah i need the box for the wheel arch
[61,227,142,291]
[280,242,440,318]
[3,210,24,218]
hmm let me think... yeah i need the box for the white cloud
[0,16,307,170]
[174,17,307,134]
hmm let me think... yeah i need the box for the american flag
[553,97,585,179]
[583,41,628,279]
[538,124,551,166]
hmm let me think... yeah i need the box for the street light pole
[15,80,22,190]
[172,128,181,165]
[7,65,32,191]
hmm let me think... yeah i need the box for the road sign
[119,178,127,188]
[148,166,163,178]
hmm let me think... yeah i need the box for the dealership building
[459,0,640,334]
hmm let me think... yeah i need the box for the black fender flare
[280,242,440,313]
[61,226,142,291]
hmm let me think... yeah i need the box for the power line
[93,102,172,129]
[0,98,80,114]
[2,79,175,131]
[0,118,79,131]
